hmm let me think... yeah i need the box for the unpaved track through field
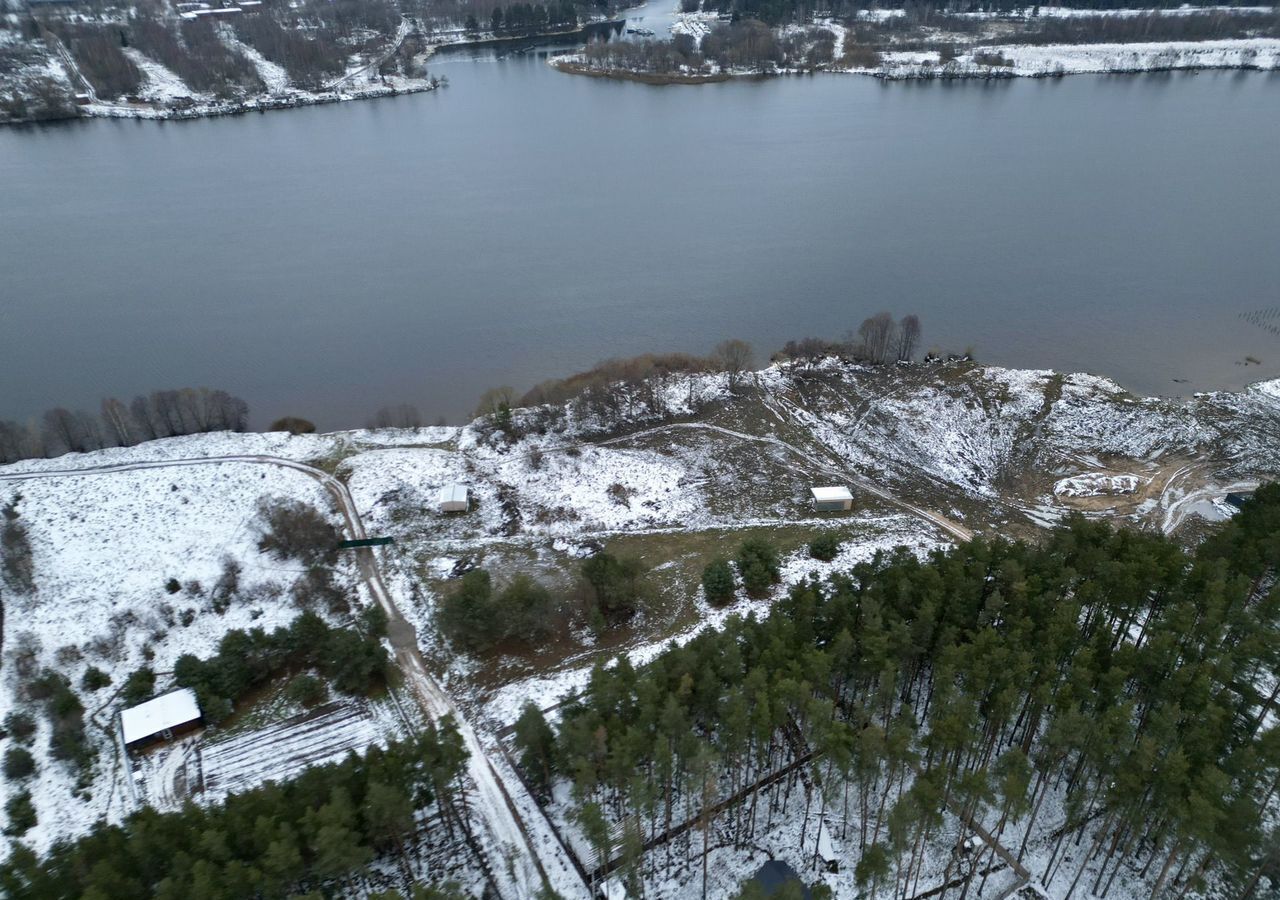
[596,419,974,543]
[0,455,590,900]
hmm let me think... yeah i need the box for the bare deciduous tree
[897,314,922,362]
[368,404,423,429]
[256,497,341,566]
[474,386,516,419]
[0,422,35,464]
[73,410,104,452]
[151,390,185,437]
[712,339,754,391]
[129,395,160,441]
[100,397,136,447]
[41,408,80,457]
[206,389,249,432]
[858,311,896,365]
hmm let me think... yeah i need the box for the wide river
[2,34,1279,429]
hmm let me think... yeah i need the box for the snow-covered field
[872,37,1280,78]
[1053,472,1144,498]
[199,699,406,803]
[2,359,1277,876]
[640,5,1280,82]
[121,49,202,103]
[0,458,358,857]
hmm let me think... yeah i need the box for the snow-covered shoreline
[868,36,1280,79]
[556,3,1280,83]
[554,36,1280,82]
[75,78,441,122]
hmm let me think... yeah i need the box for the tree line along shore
[0,0,626,123]
[556,2,1280,82]
[0,312,926,461]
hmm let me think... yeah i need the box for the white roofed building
[437,483,470,513]
[810,485,854,511]
[120,688,202,751]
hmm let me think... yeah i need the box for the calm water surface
[2,46,1279,429]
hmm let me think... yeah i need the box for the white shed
[811,486,853,511]
[437,483,470,513]
[120,688,202,750]
[816,820,841,872]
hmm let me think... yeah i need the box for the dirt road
[0,455,590,900]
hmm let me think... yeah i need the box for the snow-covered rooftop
[120,688,201,745]
[810,486,853,502]
[436,483,469,505]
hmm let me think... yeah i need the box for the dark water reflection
[1,55,1278,429]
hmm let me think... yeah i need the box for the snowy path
[45,31,95,100]
[0,455,589,900]
[201,702,395,801]
[326,16,413,90]
[220,29,291,94]
[596,419,975,543]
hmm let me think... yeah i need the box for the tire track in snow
[596,419,974,543]
[0,454,590,900]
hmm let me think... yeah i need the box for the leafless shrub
[2,498,35,594]
[256,497,341,566]
[6,632,43,683]
[533,505,581,524]
[973,50,1014,68]
[291,565,351,615]
[842,43,882,69]
[712,339,754,392]
[54,645,83,667]
[210,556,242,613]
[606,482,633,508]
[367,404,423,429]
[86,633,119,661]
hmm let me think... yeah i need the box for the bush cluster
[736,538,781,597]
[0,725,470,897]
[27,671,93,777]
[3,791,36,838]
[438,571,559,653]
[173,610,388,724]
[701,558,736,607]
[3,748,36,780]
[80,667,111,692]
[580,552,648,626]
[808,532,841,562]
[120,668,157,707]
[256,498,342,566]
[3,712,36,744]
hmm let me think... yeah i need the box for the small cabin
[816,821,840,872]
[437,483,470,513]
[1225,491,1253,510]
[810,486,853,512]
[120,688,202,752]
